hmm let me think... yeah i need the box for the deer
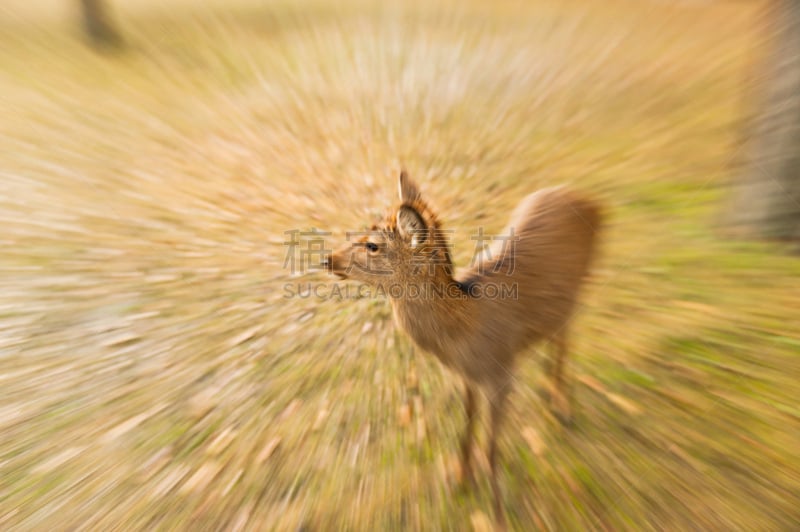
[322,170,602,524]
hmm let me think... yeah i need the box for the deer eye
[365,242,379,253]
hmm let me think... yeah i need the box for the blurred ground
[1,0,799,529]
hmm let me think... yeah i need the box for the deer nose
[321,254,331,271]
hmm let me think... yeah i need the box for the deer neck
[387,270,477,358]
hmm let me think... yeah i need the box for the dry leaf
[407,368,419,391]
[31,447,83,474]
[607,393,642,415]
[152,465,190,498]
[230,503,252,532]
[414,396,426,442]
[101,405,165,442]
[222,469,244,496]
[313,407,329,431]
[521,426,546,456]
[180,462,223,493]
[189,389,218,419]
[278,399,302,422]
[228,326,259,347]
[577,374,605,394]
[470,511,493,532]
[206,427,238,455]
[398,403,411,427]
[257,437,281,463]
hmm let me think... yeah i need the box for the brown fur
[325,171,602,523]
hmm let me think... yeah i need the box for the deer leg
[488,384,510,527]
[549,330,573,425]
[458,382,478,486]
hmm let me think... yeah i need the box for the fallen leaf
[577,374,605,394]
[607,393,642,415]
[206,427,238,455]
[222,469,243,496]
[470,511,493,532]
[278,399,302,422]
[101,331,140,347]
[398,403,411,427]
[313,407,329,431]
[189,389,218,419]
[228,326,260,347]
[230,503,252,532]
[152,465,190,498]
[31,447,84,474]
[407,368,419,392]
[180,461,223,493]
[414,396,426,442]
[102,413,149,443]
[257,437,281,463]
[521,426,546,456]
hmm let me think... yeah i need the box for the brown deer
[323,171,602,522]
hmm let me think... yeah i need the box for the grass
[1,0,799,529]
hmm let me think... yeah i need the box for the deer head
[324,171,454,294]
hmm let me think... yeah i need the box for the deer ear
[396,206,427,247]
[398,169,421,203]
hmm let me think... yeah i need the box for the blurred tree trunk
[79,0,122,48]
[731,0,800,242]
